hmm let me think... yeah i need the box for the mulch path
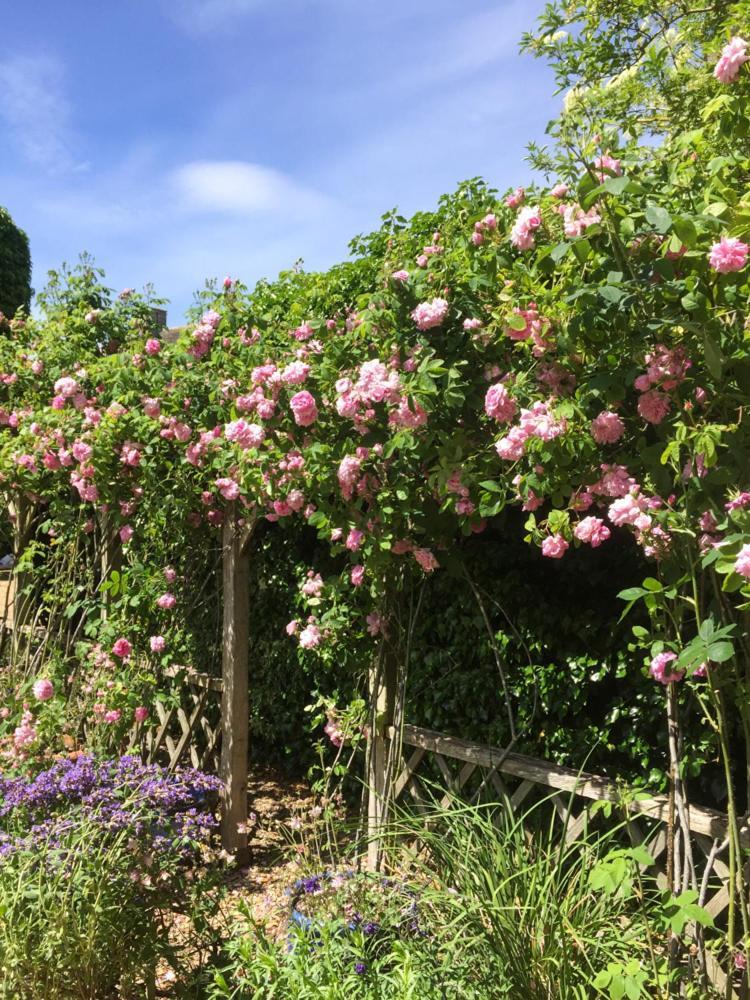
[156,765,321,994]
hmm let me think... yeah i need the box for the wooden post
[220,503,252,864]
[367,643,397,870]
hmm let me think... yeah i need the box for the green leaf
[506,312,528,331]
[572,239,591,263]
[672,217,697,247]
[550,242,570,263]
[645,205,672,234]
[704,333,724,381]
[602,174,630,196]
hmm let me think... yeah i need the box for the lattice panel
[138,669,223,773]
[388,724,748,1000]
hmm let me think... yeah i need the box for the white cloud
[167,0,265,34]
[172,160,330,217]
[0,54,83,172]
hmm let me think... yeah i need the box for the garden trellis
[2,10,750,991]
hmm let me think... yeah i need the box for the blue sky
[1,0,557,321]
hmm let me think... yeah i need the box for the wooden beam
[219,504,252,864]
[391,725,746,846]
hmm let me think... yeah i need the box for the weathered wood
[220,505,252,864]
[367,643,397,870]
[391,724,747,845]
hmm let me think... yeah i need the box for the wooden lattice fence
[385,723,748,999]
[139,667,223,773]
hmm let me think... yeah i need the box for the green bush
[0,207,31,319]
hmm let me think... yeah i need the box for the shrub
[0,755,223,998]
[0,206,31,319]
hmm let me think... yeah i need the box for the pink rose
[411,298,449,331]
[350,564,365,586]
[637,389,671,425]
[735,544,750,579]
[157,592,177,610]
[144,338,161,356]
[413,548,439,573]
[590,410,625,444]
[713,36,749,84]
[574,516,611,548]
[289,390,318,427]
[134,706,149,723]
[484,383,517,423]
[149,635,166,653]
[649,651,684,685]
[112,637,132,659]
[541,534,568,559]
[216,477,241,501]
[33,678,54,701]
[708,236,749,273]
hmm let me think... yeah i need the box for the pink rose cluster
[633,343,691,426]
[510,205,542,251]
[412,298,449,331]
[495,400,566,461]
[471,212,497,246]
[504,305,552,354]
[561,202,601,238]
[189,310,221,359]
[225,418,265,450]
[713,36,748,84]
[708,236,749,274]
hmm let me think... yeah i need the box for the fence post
[367,642,397,870]
[220,503,251,864]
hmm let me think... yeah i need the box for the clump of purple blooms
[0,754,221,861]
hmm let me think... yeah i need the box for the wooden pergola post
[367,642,397,870]
[219,503,253,864]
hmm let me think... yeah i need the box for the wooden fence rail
[385,723,748,1000]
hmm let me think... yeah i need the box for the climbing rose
[541,535,568,559]
[591,410,625,444]
[550,182,568,198]
[649,651,684,685]
[119,525,133,543]
[505,186,525,208]
[638,389,671,425]
[350,565,365,586]
[104,710,122,724]
[709,236,749,273]
[225,419,264,450]
[510,205,541,250]
[32,678,54,701]
[216,477,241,500]
[157,592,177,609]
[289,390,318,426]
[713,36,749,84]
[134,706,149,723]
[735,544,750,578]
[411,298,449,331]
[574,516,611,548]
[150,635,166,653]
[484,383,517,423]
[144,338,161,355]
[299,623,321,649]
[413,548,439,573]
[112,638,132,659]
[392,269,409,282]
